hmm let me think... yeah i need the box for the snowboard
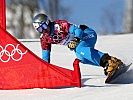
[105,63,132,83]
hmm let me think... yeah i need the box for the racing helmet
[33,13,50,33]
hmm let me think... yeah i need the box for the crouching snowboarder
[32,13,122,79]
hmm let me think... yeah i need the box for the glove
[68,37,80,49]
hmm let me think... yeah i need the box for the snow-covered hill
[0,34,133,100]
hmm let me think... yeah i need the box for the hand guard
[68,37,80,49]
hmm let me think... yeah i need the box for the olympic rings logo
[0,44,27,63]
[52,33,63,43]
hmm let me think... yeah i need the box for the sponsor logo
[80,52,85,55]
[83,34,95,40]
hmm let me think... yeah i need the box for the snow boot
[100,54,123,76]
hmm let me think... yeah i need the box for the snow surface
[1,34,133,100]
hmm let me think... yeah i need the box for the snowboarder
[33,13,122,77]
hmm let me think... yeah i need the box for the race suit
[40,20,104,66]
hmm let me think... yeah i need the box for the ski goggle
[37,23,48,33]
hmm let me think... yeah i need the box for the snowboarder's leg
[75,28,122,76]
[75,42,104,66]
[76,51,101,66]
[75,43,123,76]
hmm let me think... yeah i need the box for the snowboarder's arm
[68,25,83,49]
[42,49,51,62]
[40,37,51,63]
[69,25,83,39]
[74,28,83,39]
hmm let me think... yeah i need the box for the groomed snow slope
[0,34,133,100]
